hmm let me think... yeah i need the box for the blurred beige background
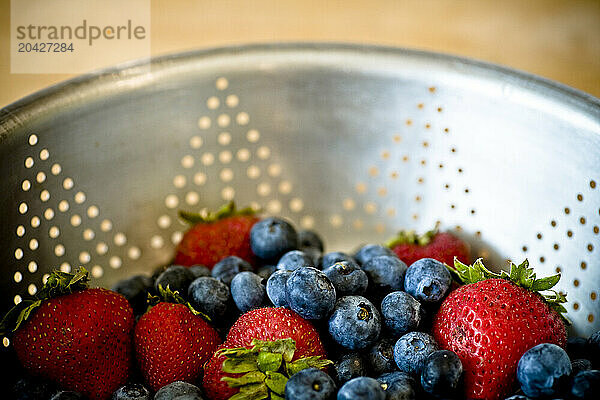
[1,0,599,107]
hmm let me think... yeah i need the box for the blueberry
[154,381,203,400]
[12,377,56,400]
[111,383,151,400]
[366,337,397,376]
[257,264,278,280]
[588,331,600,368]
[503,396,530,400]
[381,291,422,337]
[334,352,367,384]
[362,256,407,294]
[323,261,368,296]
[420,350,463,396]
[517,343,572,398]
[570,370,600,399]
[266,269,291,307]
[320,252,356,270]
[286,267,336,319]
[404,258,451,303]
[188,277,230,319]
[393,332,439,375]
[298,229,325,252]
[328,296,381,350]
[230,271,267,312]
[250,217,298,261]
[50,392,85,400]
[337,377,386,400]
[285,367,337,400]
[277,250,315,271]
[377,371,416,400]
[172,395,205,400]
[155,265,195,297]
[354,244,396,266]
[189,265,211,278]
[112,274,153,315]
[572,359,593,375]
[211,256,253,285]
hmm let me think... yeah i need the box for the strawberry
[386,225,471,266]
[134,286,221,391]
[0,268,134,400]
[174,201,260,268]
[203,307,329,400]
[432,259,568,400]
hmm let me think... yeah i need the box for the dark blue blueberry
[323,261,368,296]
[12,377,56,400]
[377,371,416,400]
[503,396,530,400]
[320,252,356,270]
[286,267,336,319]
[154,381,203,400]
[171,395,205,400]
[230,271,267,312]
[188,277,230,319]
[285,367,337,400]
[155,265,195,297]
[570,370,600,399]
[588,331,600,368]
[393,332,439,375]
[366,337,397,376]
[189,265,211,278]
[257,264,278,279]
[420,350,463,396]
[354,244,396,266]
[111,383,151,400]
[362,256,407,294]
[277,250,315,271]
[381,291,422,337]
[298,229,325,252]
[328,296,381,350]
[50,392,85,400]
[334,352,367,384]
[572,359,593,375]
[517,343,572,398]
[250,217,298,261]
[112,274,153,315]
[337,377,386,400]
[266,269,291,307]
[404,258,451,303]
[211,256,253,285]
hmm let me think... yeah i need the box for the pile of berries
[3,203,599,400]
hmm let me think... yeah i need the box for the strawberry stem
[385,223,439,248]
[148,284,211,321]
[179,201,257,225]
[0,267,90,335]
[218,338,332,399]
[448,258,570,324]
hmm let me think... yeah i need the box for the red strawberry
[134,288,221,391]
[432,259,568,400]
[386,226,470,266]
[1,268,134,400]
[203,307,329,400]
[174,201,259,268]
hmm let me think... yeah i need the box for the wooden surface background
[1,0,599,107]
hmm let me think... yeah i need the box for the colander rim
[1,41,599,137]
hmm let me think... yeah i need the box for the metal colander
[1,43,599,343]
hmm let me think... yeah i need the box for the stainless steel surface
[1,43,599,338]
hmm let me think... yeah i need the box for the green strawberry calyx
[217,338,332,400]
[0,267,90,335]
[385,223,439,248]
[447,257,569,323]
[148,284,211,321]
[179,201,257,225]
